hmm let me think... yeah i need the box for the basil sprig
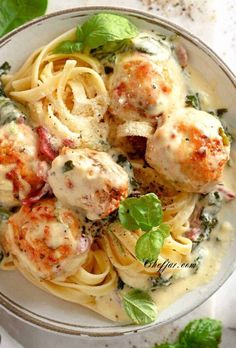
[154,318,222,348]
[118,193,170,265]
[0,0,48,38]
[55,13,138,54]
[123,289,157,325]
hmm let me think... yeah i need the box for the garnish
[119,193,170,265]
[54,41,83,54]
[62,160,75,173]
[54,13,138,55]
[0,0,48,37]
[135,224,170,266]
[185,93,201,110]
[119,193,163,232]
[123,289,158,325]
[0,62,11,76]
[153,318,222,348]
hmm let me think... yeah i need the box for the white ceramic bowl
[0,6,235,337]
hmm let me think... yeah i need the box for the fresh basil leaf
[123,289,157,325]
[91,39,133,62]
[185,93,201,110]
[178,318,222,348]
[54,40,83,54]
[76,13,138,50]
[118,193,163,232]
[0,0,48,37]
[135,224,170,264]
[62,160,75,173]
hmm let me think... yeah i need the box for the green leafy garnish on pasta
[119,193,163,232]
[118,193,170,264]
[55,13,138,54]
[154,318,222,348]
[123,289,158,325]
[135,224,170,265]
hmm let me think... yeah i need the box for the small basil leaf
[135,224,170,264]
[216,108,228,117]
[178,318,222,348]
[54,40,83,54]
[62,160,75,173]
[77,13,138,50]
[0,0,48,37]
[123,289,157,325]
[118,193,163,232]
[185,93,201,110]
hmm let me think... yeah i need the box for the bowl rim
[0,5,235,338]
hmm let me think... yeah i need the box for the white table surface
[0,0,236,347]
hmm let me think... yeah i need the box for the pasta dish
[0,13,234,324]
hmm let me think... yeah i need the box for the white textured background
[0,0,236,347]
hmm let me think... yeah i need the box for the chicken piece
[108,53,186,121]
[4,199,91,280]
[145,108,230,193]
[0,122,47,207]
[48,148,129,220]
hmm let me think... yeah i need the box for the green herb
[0,207,11,221]
[185,93,201,110]
[200,210,218,235]
[178,318,222,348]
[123,289,158,325]
[154,318,222,348]
[216,108,228,117]
[119,193,169,264]
[62,160,75,173]
[118,193,163,232]
[0,97,27,125]
[135,224,170,265]
[55,13,138,55]
[0,62,11,76]
[0,0,48,37]
[91,39,133,63]
[54,40,83,54]
[150,275,173,290]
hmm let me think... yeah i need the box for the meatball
[145,108,230,193]
[0,122,47,207]
[48,148,129,220]
[4,199,91,280]
[108,53,186,121]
